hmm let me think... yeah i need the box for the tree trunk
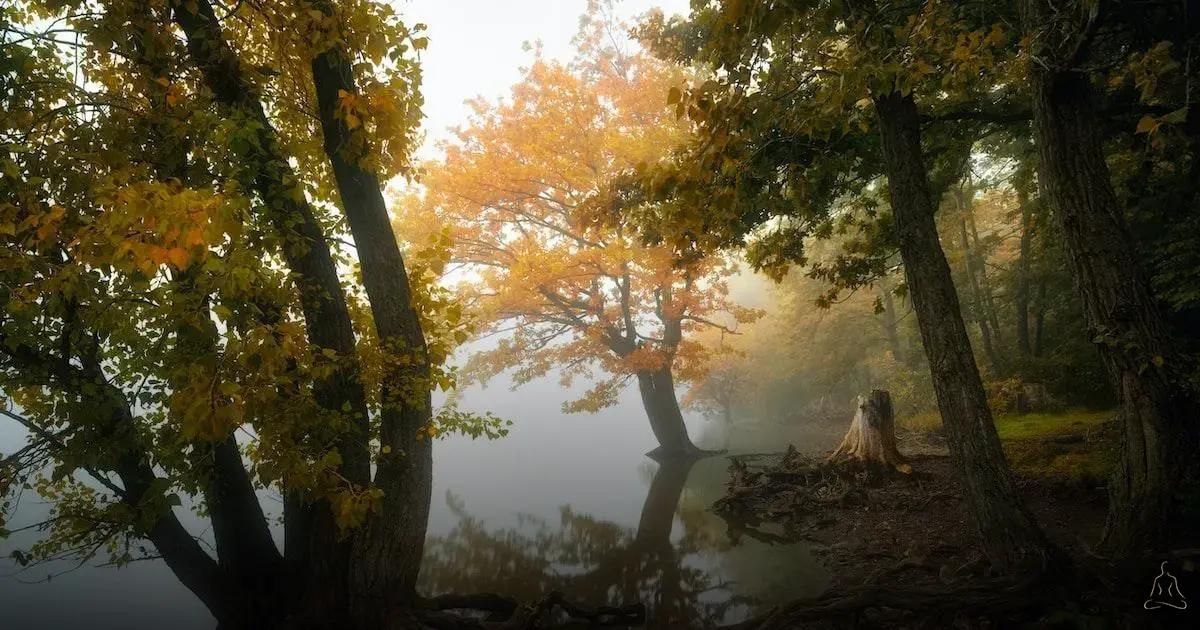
[1014,167,1036,357]
[1032,277,1048,357]
[955,187,1003,375]
[967,205,1005,351]
[169,0,374,623]
[308,0,433,622]
[827,390,908,471]
[1027,62,1194,557]
[638,367,699,460]
[877,277,905,364]
[873,90,1054,570]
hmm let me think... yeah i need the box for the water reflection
[420,456,829,628]
[2,372,834,628]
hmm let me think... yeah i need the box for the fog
[1,299,839,628]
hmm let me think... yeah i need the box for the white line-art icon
[1143,561,1188,610]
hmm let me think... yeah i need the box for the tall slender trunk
[308,0,433,621]
[637,367,699,460]
[170,271,284,626]
[873,90,1053,569]
[121,29,284,625]
[170,0,372,622]
[1027,61,1194,556]
[967,206,1005,349]
[1032,277,1048,357]
[877,276,904,364]
[1014,170,1035,357]
[955,189,1003,374]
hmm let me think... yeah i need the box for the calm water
[0,372,834,629]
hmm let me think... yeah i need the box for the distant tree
[682,346,746,424]
[397,13,759,459]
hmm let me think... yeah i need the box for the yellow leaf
[667,86,681,105]
[184,227,206,248]
[1135,115,1159,134]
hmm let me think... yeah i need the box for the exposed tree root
[645,444,727,463]
[713,445,914,522]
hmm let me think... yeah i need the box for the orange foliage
[395,17,760,411]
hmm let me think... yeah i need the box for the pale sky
[395,0,691,159]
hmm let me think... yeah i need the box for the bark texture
[638,367,700,460]
[1027,63,1194,556]
[827,390,907,471]
[308,0,434,621]
[167,0,434,624]
[873,90,1054,570]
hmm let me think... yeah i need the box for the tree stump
[826,390,910,473]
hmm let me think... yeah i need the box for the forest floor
[714,409,1199,629]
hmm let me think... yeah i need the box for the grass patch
[900,408,1119,484]
[1000,409,1118,484]
[993,409,1112,441]
[898,409,942,433]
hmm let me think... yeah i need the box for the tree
[1023,0,1198,556]
[396,13,758,460]
[683,353,746,425]
[638,0,1057,569]
[0,0,483,626]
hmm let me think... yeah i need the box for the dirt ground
[712,429,1198,629]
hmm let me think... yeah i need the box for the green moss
[993,409,1113,441]
[900,408,1119,484]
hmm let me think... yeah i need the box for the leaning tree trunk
[827,390,908,472]
[1028,61,1194,557]
[637,367,699,460]
[170,2,374,623]
[873,90,1054,570]
[309,0,433,623]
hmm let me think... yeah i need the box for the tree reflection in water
[419,458,762,627]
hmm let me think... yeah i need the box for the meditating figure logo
[1143,561,1187,610]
